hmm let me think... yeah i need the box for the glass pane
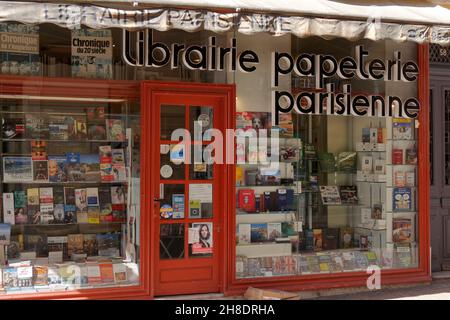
[160,144,185,180]
[188,222,213,258]
[190,145,213,180]
[159,184,185,220]
[190,106,213,141]
[160,223,184,260]
[0,94,141,293]
[160,105,185,140]
[188,183,213,219]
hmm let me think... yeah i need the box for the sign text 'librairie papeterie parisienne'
[122,31,420,125]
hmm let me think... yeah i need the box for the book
[112,164,127,182]
[392,118,413,140]
[88,206,100,224]
[31,140,47,160]
[75,188,87,212]
[7,235,22,260]
[395,243,412,268]
[305,229,314,251]
[111,186,126,204]
[322,228,339,250]
[172,194,185,219]
[313,229,322,251]
[48,115,69,140]
[371,204,383,219]
[373,159,385,174]
[2,117,25,139]
[53,186,65,205]
[406,171,415,186]
[87,263,102,285]
[99,262,114,283]
[238,224,251,244]
[2,268,18,289]
[74,115,88,140]
[342,252,357,271]
[392,149,403,165]
[277,113,294,138]
[189,200,201,218]
[305,255,320,273]
[99,145,113,163]
[0,223,11,245]
[65,152,82,182]
[27,188,39,206]
[112,263,128,283]
[33,160,49,182]
[47,236,68,263]
[24,234,48,257]
[3,157,33,182]
[33,265,48,287]
[340,227,353,248]
[27,205,41,224]
[354,251,369,270]
[317,253,332,272]
[99,186,113,222]
[86,188,99,207]
[25,113,49,139]
[106,118,125,141]
[83,234,98,256]
[281,221,296,237]
[250,223,268,242]
[362,127,370,143]
[361,156,373,173]
[80,154,101,182]
[280,138,300,162]
[360,234,369,250]
[319,186,341,205]
[369,128,378,143]
[48,156,67,182]
[267,223,282,241]
[392,217,413,243]
[97,233,121,257]
[339,186,358,204]
[67,234,84,259]
[112,149,125,165]
[3,192,15,225]
[88,124,107,140]
[405,148,417,165]
[337,152,356,172]
[393,187,412,211]
[394,170,406,187]
[100,163,114,182]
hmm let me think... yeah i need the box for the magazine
[339,186,358,204]
[319,186,342,205]
[3,157,33,182]
[106,119,125,141]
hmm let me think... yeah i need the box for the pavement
[157,274,450,300]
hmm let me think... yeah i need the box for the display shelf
[236,185,296,188]
[236,242,292,258]
[1,139,127,143]
[11,222,124,228]
[3,181,128,184]
[236,212,296,223]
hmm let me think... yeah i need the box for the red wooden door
[142,82,233,296]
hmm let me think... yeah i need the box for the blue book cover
[393,187,412,211]
[277,189,288,211]
[172,194,185,219]
[48,156,67,182]
[66,152,80,164]
[263,192,271,212]
[250,223,268,243]
[305,229,314,251]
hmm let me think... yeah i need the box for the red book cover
[99,262,114,284]
[392,149,403,165]
[238,189,255,213]
[377,128,383,143]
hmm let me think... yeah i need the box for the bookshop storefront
[0,1,447,299]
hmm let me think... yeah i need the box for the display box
[244,286,301,300]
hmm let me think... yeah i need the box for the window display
[0,96,140,294]
[234,36,419,279]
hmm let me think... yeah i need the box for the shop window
[0,95,141,293]
[235,36,420,279]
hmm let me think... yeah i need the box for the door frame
[141,81,235,297]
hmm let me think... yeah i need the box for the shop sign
[123,33,421,124]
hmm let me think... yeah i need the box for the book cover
[406,171,415,186]
[25,113,49,139]
[65,152,82,182]
[317,253,331,273]
[112,149,125,165]
[306,255,320,273]
[99,262,114,283]
[14,207,28,224]
[342,252,356,271]
[305,229,314,251]
[106,118,125,141]
[189,200,201,218]
[80,154,101,182]
[395,243,412,268]
[75,188,87,212]
[354,251,369,270]
[2,117,25,139]
[24,234,48,257]
[99,186,113,222]
[2,192,15,225]
[393,187,412,211]
[97,233,121,257]
[362,127,370,143]
[2,267,18,289]
[39,187,53,204]
[53,186,65,205]
[100,163,114,182]
[83,234,98,256]
[86,187,99,207]
[373,159,385,174]
[378,127,385,143]
[392,149,403,165]
[281,221,296,237]
[63,187,76,205]
[33,265,48,287]
[318,152,335,172]
[27,188,39,206]
[331,253,344,272]
[371,203,383,219]
[112,263,128,283]
[111,186,126,204]
[267,222,282,241]
[63,205,77,224]
[76,211,88,224]
[0,223,11,245]
[48,115,69,140]
[277,113,294,138]
[48,236,68,262]
[238,224,251,244]
[172,194,185,219]
[319,186,342,205]
[7,235,22,260]
[73,115,88,140]
[340,227,353,249]
[33,160,49,182]
[48,156,67,182]
[3,157,33,182]
[322,228,339,250]
[250,223,268,242]
[88,123,107,140]
[280,138,300,162]
[27,205,41,224]
[392,217,413,243]
[394,170,406,187]
[112,164,127,182]
[86,263,102,285]
[405,148,417,165]
[99,145,113,163]
[361,156,373,173]
[339,186,358,204]
[31,140,47,160]
[392,118,413,140]
[67,234,84,258]
[337,152,356,172]
[369,128,378,143]
[313,229,322,251]
[88,206,100,224]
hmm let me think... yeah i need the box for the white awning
[1,1,450,44]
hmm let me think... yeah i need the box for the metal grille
[430,44,450,64]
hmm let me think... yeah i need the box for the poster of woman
[191,222,213,255]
